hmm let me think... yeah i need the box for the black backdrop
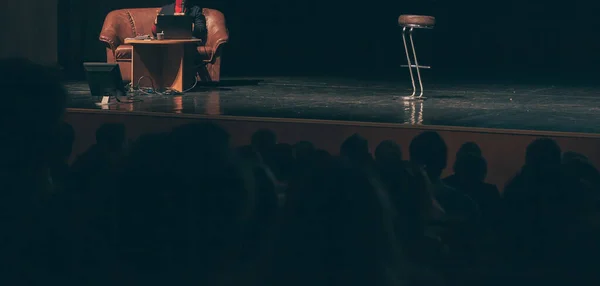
[58,0,600,79]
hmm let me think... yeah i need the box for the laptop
[156,15,193,39]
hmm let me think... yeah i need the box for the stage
[64,76,600,189]
[66,76,600,134]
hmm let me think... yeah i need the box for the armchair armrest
[99,10,127,50]
[203,9,229,63]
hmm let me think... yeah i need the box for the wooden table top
[124,38,202,45]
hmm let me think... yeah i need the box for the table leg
[163,44,197,92]
[131,45,164,90]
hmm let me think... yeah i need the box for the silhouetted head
[96,123,126,153]
[0,58,66,135]
[456,142,482,158]
[409,131,447,179]
[452,142,485,181]
[525,138,561,170]
[340,133,370,165]
[454,153,487,182]
[375,140,402,164]
[0,58,67,167]
[251,129,277,155]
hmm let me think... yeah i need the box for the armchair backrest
[99,8,160,49]
[203,8,229,52]
[126,8,162,37]
[100,7,228,51]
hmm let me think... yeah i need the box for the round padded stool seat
[398,15,436,28]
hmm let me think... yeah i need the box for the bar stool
[398,15,435,100]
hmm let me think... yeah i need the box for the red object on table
[175,0,183,13]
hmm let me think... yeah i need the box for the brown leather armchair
[99,8,228,83]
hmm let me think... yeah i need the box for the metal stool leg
[399,27,428,101]
[409,28,425,98]
[401,27,417,97]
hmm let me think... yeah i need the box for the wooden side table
[124,39,202,92]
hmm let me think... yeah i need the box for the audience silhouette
[1,58,599,286]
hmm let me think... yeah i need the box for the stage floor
[66,76,600,134]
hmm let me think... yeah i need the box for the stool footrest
[401,65,431,69]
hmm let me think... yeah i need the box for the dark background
[57,0,600,80]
